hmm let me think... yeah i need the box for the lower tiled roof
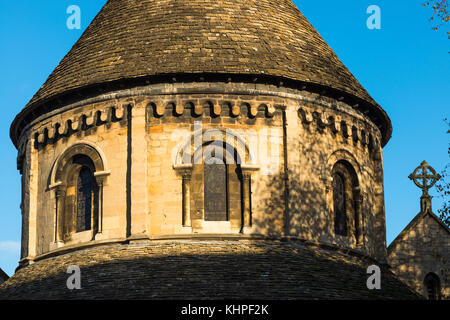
[0,241,420,300]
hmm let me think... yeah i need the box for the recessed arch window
[332,171,347,236]
[187,140,247,227]
[331,161,360,241]
[424,272,441,300]
[51,143,107,245]
[64,155,99,238]
[204,157,228,221]
[76,166,97,232]
[200,141,240,222]
[174,130,256,234]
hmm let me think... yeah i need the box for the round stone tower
[1,0,418,299]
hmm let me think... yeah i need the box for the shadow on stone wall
[250,134,332,242]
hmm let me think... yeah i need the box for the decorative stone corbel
[266,104,276,117]
[175,103,184,116]
[115,106,125,120]
[47,126,57,140]
[212,104,222,117]
[231,104,241,117]
[193,103,203,116]
[99,108,109,123]
[250,105,258,118]
[85,115,95,126]
[298,108,313,124]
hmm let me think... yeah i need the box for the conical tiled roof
[10,0,391,145]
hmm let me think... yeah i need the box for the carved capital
[55,189,66,199]
[182,171,192,180]
[53,184,66,199]
[94,171,110,185]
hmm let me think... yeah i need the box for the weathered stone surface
[388,211,450,299]
[6,1,401,300]
[0,241,420,300]
[16,87,387,263]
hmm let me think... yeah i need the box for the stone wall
[15,82,387,266]
[388,213,450,299]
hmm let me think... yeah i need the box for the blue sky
[0,1,448,276]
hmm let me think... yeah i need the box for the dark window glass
[333,172,347,236]
[204,161,227,221]
[76,167,94,232]
[424,273,441,300]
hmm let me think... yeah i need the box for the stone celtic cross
[408,160,441,213]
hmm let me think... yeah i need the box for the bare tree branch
[423,0,450,40]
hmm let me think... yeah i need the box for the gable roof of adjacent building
[0,269,9,283]
[387,210,450,254]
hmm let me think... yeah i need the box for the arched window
[185,139,247,230]
[204,159,228,221]
[424,272,441,300]
[51,143,108,246]
[76,166,96,232]
[333,172,347,236]
[331,161,360,240]
[203,142,232,221]
[62,155,99,239]
[174,130,255,233]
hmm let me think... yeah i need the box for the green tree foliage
[435,119,450,227]
[423,0,450,40]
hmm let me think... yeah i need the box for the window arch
[331,161,361,241]
[424,272,441,300]
[195,141,242,223]
[176,138,255,233]
[62,155,99,240]
[174,129,257,233]
[50,143,108,245]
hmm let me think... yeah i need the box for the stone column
[93,171,109,240]
[54,187,66,245]
[98,179,104,234]
[90,187,95,241]
[242,173,252,229]
[324,176,334,236]
[94,176,105,234]
[354,188,364,245]
[182,171,192,227]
